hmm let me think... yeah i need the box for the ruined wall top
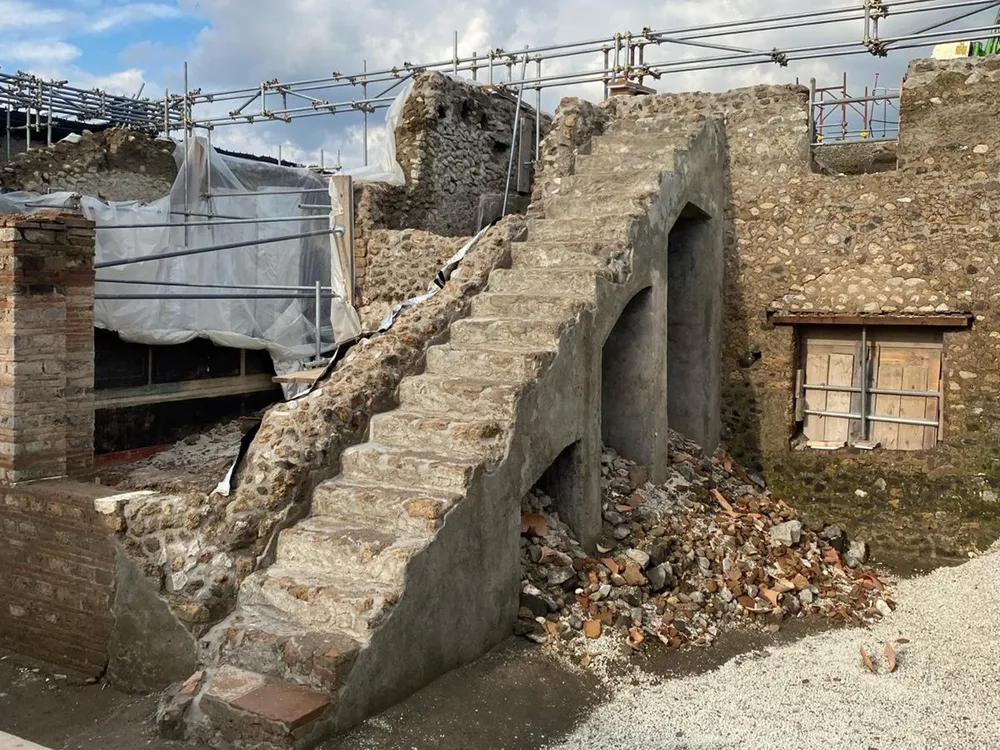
[897,56,1000,172]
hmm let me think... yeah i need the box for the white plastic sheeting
[0,81,418,364]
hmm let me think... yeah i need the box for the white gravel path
[547,550,1000,750]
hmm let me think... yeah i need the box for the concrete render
[329,117,727,733]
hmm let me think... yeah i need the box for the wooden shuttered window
[798,326,943,451]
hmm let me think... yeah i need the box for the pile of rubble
[517,432,891,654]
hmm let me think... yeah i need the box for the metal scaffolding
[163,0,1000,162]
[0,70,182,159]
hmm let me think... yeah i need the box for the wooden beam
[96,374,278,410]
[768,311,973,328]
[272,367,326,384]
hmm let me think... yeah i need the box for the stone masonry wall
[353,72,549,298]
[607,56,1000,557]
[1,128,177,203]
[358,229,471,328]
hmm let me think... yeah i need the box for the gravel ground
[546,547,1000,750]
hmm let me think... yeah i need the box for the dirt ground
[1,621,843,750]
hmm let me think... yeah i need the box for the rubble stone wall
[0,129,177,203]
[609,56,1000,556]
[358,229,470,328]
[353,72,549,298]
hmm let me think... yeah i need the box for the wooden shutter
[870,333,942,451]
[801,329,860,447]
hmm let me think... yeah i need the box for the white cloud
[87,2,185,33]
[0,1,72,29]
[1,40,81,66]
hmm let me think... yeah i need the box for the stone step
[369,410,507,460]
[557,172,662,201]
[575,150,676,174]
[397,374,521,421]
[511,241,622,270]
[239,565,400,638]
[275,518,426,584]
[450,317,567,351]
[217,606,361,694]
[544,193,651,220]
[199,665,333,749]
[487,267,597,298]
[341,442,478,494]
[591,133,689,155]
[526,216,634,244]
[311,477,463,534]
[426,344,556,384]
[471,292,589,321]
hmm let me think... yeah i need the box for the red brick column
[0,212,95,483]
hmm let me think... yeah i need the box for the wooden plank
[331,173,355,307]
[770,312,972,328]
[803,350,830,442]
[272,367,326,384]
[898,360,928,450]
[871,345,902,450]
[96,373,277,409]
[824,352,855,443]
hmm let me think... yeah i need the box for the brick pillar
[0,212,95,483]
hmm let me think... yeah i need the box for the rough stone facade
[0,128,177,203]
[358,229,471,328]
[0,213,96,481]
[353,72,549,297]
[607,56,1000,556]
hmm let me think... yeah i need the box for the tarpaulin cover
[0,82,414,364]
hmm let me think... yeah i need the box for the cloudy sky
[2,0,998,167]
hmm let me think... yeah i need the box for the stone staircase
[184,112,724,748]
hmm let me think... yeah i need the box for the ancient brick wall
[608,56,1000,556]
[353,72,549,299]
[0,213,96,481]
[0,481,117,676]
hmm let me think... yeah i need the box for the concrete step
[557,172,662,201]
[543,193,651,220]
[369,410,507,460]
[199,665,333,749]
[487,267,597,298]
[311,477,463,534]
[526,216,634,244]
[398,374,521,421]
[450,317,567,351]
[240,565,399,638]
[591,133,688,155]
[575,150,676,174]
[275,518,425,584]
[217,606,361,694]
[511,241,622,270]
[426,344,556,384]
[341,442,478,494]
[471,292,589,321]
